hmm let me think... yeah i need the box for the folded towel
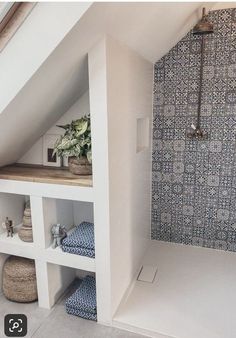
[62,245,95,258]
[65,276,96,314]
[62,222,94,250]
[66,306,97,321]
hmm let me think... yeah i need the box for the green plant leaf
[56,124,71,130]
[75,120,88,137]
[57,138,78,150]
[53,114,92,160]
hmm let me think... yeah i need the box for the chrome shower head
[193,8,214,35]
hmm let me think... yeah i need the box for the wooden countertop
[0,164,93,187]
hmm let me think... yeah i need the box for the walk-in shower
[187,8,214,139]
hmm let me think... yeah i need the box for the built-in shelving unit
[0,165,95,310]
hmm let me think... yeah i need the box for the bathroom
[0,3,236,338]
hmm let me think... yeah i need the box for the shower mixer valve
[186,124,207,140]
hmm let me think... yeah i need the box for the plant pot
[68,156,92,175]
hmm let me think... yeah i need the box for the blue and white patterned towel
[66,307,97,321]
[65,276,97,321]
[62,222,94,250]
[62,246,95,258]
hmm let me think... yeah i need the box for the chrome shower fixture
[187,124,208,140]
[187,8,214,140]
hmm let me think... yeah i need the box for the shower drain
[137,265,157,283]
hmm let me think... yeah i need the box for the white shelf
[0,230,95,273]
[45,245,96,272]
[0,179,94,202]
[0,231,35,259]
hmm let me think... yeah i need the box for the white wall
[88,36,152,323]
[18,91,90,165]
[89,37,112,324]
[212,3,236,10]
[106,37,153,315]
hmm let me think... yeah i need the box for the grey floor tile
[0,295,50,338]
[0,286,144,338]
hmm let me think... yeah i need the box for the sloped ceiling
[0,2,222,166]
[0,2,91,116]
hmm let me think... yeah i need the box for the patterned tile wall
[151,8,236,252]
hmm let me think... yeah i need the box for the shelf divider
[35,259,51,309]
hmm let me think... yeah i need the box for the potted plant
[53,115,92,175]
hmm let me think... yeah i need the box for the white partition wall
[89,36,153,323]
[106,37,153,316]
[89,38,112,324]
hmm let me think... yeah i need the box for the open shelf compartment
[40,261,96,309]
[0,193,35,258]
[0,254,38,305]
[43,197,95,272]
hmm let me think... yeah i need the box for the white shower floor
[113,240,236,338]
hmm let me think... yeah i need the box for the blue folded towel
[65,276,97,321]
[61,246,95,258]
[66,307,97,321]
[62,222,94,250]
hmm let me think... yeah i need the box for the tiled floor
[0,283,145,338]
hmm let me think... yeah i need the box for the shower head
[193,8,214,35]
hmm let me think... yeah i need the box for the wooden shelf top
[0,165,93,187]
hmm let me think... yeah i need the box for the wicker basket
[3,256,38,303]
[68,156,92,175]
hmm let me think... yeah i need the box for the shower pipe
[187,7,214,140]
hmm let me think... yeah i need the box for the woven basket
[3,256,38,303]
[68,156,92,175]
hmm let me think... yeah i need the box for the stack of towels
[65,275,97,321]
[61,222,95,258]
